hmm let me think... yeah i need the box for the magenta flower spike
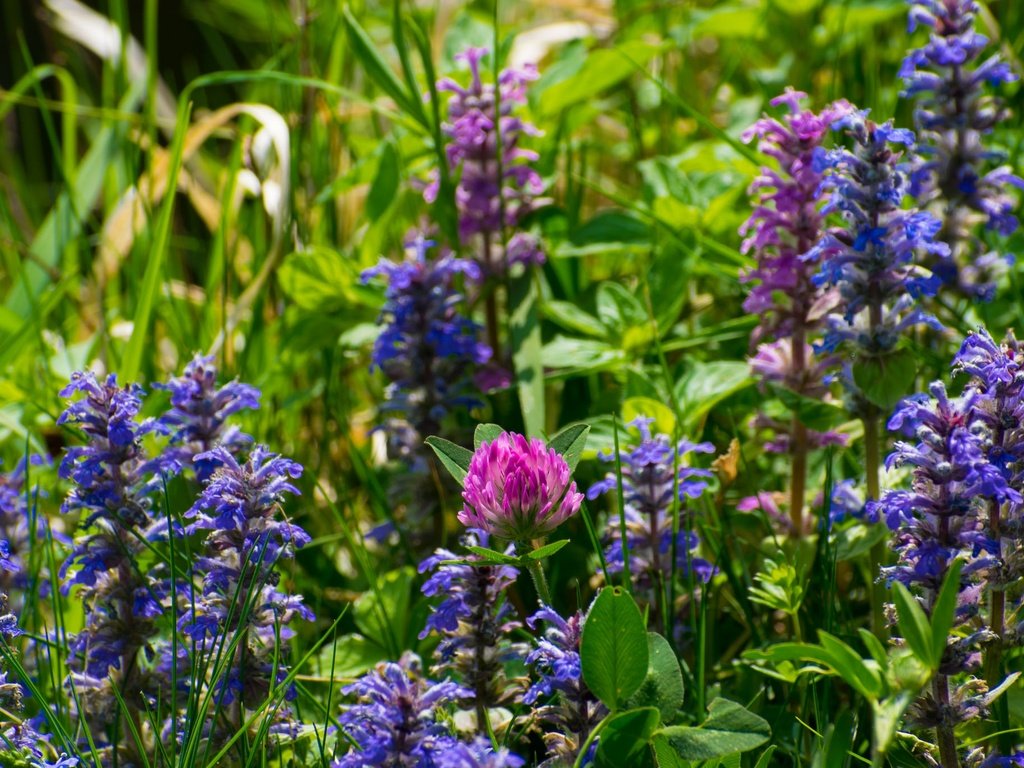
[459,433,583,542]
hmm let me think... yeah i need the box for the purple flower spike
[740,88,851,344]
[588,417,716,597]
[363,236,491,463]
[525,606,606,765]
[334,653,469,768]
[806,109,949,364]
[159,354,260,482]
[902,0,1022,299]
[418,529,527,708]
[459,432,583,541]
[427,47,546,275]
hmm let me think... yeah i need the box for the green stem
[519,543,552,606]
[572,711,613,768]
[864,407,886,640]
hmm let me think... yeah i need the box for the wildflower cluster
[429,47,546,275]
[524,606,605,766]
[418,530,527,720]
[587,417,715,614]
[334,653,522,768]
[159,353,259,481]
[874,333,1024,766]
[363,237,491,464]
[56,373,173,738]
[808,110,948,359]
[181,445,313,738]
[902,0,1023,298]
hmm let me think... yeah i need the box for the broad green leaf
[353,567,415,654]
[597,282,650,337]
[366,141,400,220]
[311,633,387,678]
[342,8,426,126]
[624,633,686,721]
[526,540,570,560]
[675,361,754,428]
[852,350,918,410]
[595,707,661,768]
[817,631,885,700]
[541,337,626,375]
[548,423,590,472]
[857,628,889,670]
[930,559,963,667]
[692,6,768,39]
[510,272,546,437]
[892,582,932,668]
[464,546,520,566]
[543,300,609,339]
[771,385,849,432]
[278,248,359,313]
[658,698,771,759]
[581,587,649,710]
[424,436,472,485]
[539,41,661,116]
[651,735,686,768]
[474,423,505,449]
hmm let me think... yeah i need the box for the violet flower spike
[418,529,527,719]
[334,653,469,768]
[362,236,491,465]
[427,46,546,275]
[525,606,606,766]
[805,109,949,360]
[159,354,260,482]
[588,417,717,603]
[901,0,1023,299]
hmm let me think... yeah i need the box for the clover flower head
[459,433,583,541]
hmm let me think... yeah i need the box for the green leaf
[581,587,650,710]
[510,272,546,437]
[675,361,754,429]
[817,631,885,700]
[651,735,686,768]
[353,567,415,654]
[310,633,387,678]
[277,247,361,313]
[543,300,609,339]
[624,633,686,721]
[622,398,677,437]
[424,436,472,485]
[812,711,854,768]
[539,41,661,116]
[366,141,400,220]
[548,423,590,473]
[474,423,505,450]
[464,545,520,566]
[541,336,626,375]
[852,350,919,410]
[754,745,778,768]
[929,559,963,667]
[595,707,661,768]
[771,385,849,432]
[526,539,571,560]
[892,581,932,668]
[657,698,771,759]
[597,282,650,337]
[342,8,425,126]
